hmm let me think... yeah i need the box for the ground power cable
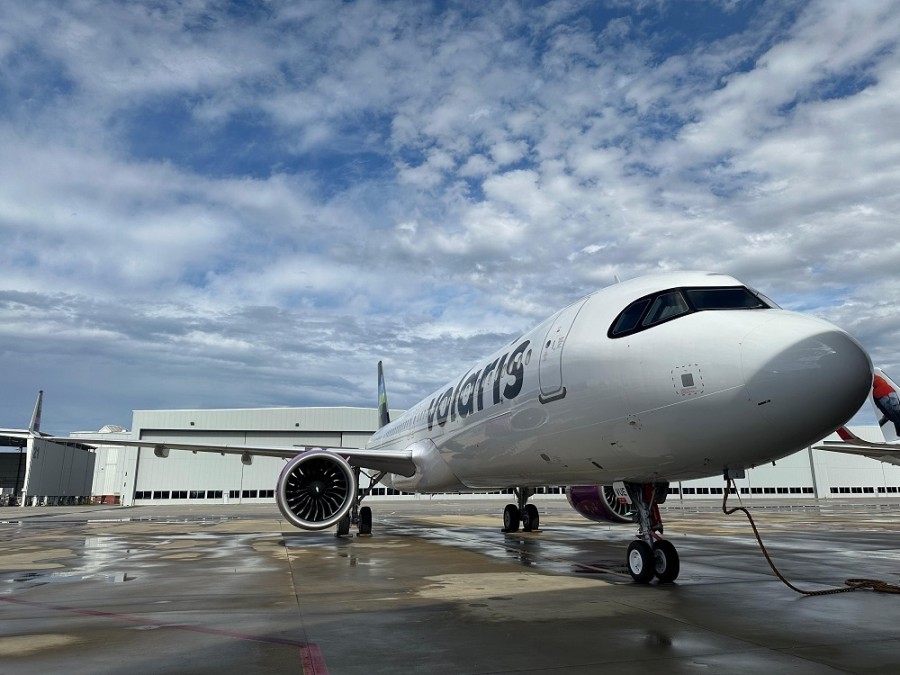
[722,478,900,595]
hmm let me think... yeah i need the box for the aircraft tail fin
[377,361,391,429]
[29,390,43,435]
[872,368,900,443]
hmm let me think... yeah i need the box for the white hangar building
[50,405,900,507]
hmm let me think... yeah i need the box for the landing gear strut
[502,487,541,533]
[337,468,384,538]
[621,482,679,583]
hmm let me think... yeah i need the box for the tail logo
[873,372,900,437]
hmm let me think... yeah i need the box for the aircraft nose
[741,313,872,447]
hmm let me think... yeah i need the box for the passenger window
[610,298,650,335]
[642,291,689,326]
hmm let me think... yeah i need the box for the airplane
[814,368,900,465]
[38,271,872,584]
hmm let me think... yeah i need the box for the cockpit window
[610,298,650,335]
[684,287,768,310]
[642,291,689,326]
[608,285,773,338]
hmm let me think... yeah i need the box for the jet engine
[276,450,357,530]
[565,485,632,524]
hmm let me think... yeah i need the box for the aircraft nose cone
[741,314,872,448]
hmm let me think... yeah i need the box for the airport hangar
[3,404,900,507]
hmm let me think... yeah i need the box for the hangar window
[189,490,205,499]
[608,285,775,338]
[209,490,223,499]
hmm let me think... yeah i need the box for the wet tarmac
[2,497,900,674]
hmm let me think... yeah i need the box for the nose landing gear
[621,482,680,583]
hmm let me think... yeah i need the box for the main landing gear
[336,468,385,538]
[622,482,679,584]
[502,487,541,533]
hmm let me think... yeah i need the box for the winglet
[377,361,391,429]
[29,390,43,435]
[872,368,900,443]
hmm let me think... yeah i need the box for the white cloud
[1,0,899,431]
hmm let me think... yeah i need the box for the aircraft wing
[49,436,416,477]
[814,426,900,465]
[815,441,900,466]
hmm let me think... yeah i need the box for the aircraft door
[539,298,588,403]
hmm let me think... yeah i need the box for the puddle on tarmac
[5,570,132,588]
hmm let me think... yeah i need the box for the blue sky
[1,0,899,433]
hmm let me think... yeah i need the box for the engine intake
[276,450,356,530]
[566,485,632,524]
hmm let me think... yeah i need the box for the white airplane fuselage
[368,272,872,492]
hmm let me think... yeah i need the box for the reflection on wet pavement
[1,499,900,674]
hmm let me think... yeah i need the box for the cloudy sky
[1,0,898,434]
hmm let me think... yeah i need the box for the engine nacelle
[565,485,632,524]
[276,450,357,530]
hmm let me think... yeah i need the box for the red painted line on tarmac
[0,596,328,673]
[300,644,330,675]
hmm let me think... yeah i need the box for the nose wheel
[622,482,680,584]
[651,539,680,583]
[626,540,655,583]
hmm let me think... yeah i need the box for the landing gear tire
[503,504,520,532]
[358,506,372,536]
[335,514,351,537]
[522,504,540,532]
[627,540,655,584]
[652,540,680,583]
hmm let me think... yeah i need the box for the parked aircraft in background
[55,271,873,583]
[0,390,45,448]
[815,368,900,466]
